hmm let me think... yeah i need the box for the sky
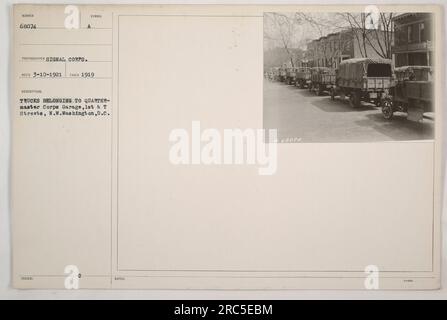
[263,12,379,51]
[263,13,347,51]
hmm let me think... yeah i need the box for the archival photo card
[10,4,443,290]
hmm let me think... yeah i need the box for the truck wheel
[349,91,361,108]
[330,88,335,100]
[317,84,324,96]
[381,99,394,120]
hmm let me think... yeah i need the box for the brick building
[307,28,389,69]
[392,13,433,67]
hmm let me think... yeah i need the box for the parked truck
[330,58,395,108]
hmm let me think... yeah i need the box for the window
[420,22,426,42]
[407,24,413,43]
[412,23,420,43]
[407,23,420,43]
[395,25,406,45]
[408,52,427,66]
[395,54,407,68]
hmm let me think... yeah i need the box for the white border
[1,0,446,299]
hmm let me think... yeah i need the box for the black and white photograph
[264,12,434,142]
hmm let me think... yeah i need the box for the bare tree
[264,12,394,70]
[338,12,394,59]
[291,13,352,67]
[264,13,307,67]
[374,13,394,58]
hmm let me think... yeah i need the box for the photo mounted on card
[11,4,443,289]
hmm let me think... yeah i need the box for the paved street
[263,79,434,143]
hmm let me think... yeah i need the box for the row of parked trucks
[266,58,433,120]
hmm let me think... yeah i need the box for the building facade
[307,31,353,69]
[307,28,390,69]
[392,13,433,67]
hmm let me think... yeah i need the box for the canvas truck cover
[311,67,334,74]
[394,66,433,82]
[337,58,393,82]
